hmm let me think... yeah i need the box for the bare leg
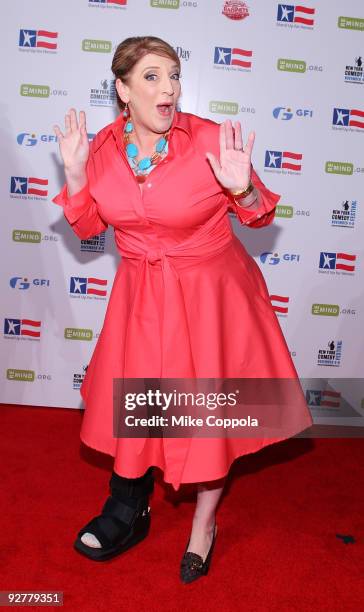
[186,477,225,561]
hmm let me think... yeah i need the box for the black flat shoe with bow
[180,523,218,584]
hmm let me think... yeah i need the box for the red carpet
[1,403,363,611]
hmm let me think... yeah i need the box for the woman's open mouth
[156,103,173,117]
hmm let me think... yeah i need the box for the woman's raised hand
[53,108,89,173]
[206,120,255,192]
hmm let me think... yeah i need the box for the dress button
[147,183,152,188]
[257,214,261,219]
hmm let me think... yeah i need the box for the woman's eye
[145,73,181,81]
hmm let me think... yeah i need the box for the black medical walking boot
[74,467,154,561]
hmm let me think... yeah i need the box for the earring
[122,102,129,118]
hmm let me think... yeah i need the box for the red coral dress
[53,111,313,490]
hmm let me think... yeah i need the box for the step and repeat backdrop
[1,0,363,427]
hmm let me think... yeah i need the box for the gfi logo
[260,252,300,265]
[273,107,313,120]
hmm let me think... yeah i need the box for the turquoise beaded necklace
[123,119,170,182]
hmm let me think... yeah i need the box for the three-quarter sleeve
[52,144,108,240]
[228,166,280,229]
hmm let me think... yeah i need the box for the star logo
[280,6,293,21]
[13,178,27,193]
[6,320,20,334]
[322,253,335,268]
[307,390,321,406]
[216,47,230,64]
[72,278,86,293]
[268,152,280,167]
[22,31,36,46]
[335,109,349,125]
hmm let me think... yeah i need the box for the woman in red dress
[53,36,313,583]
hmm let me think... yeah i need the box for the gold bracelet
[234,189,258,208]
[229,180,254,198]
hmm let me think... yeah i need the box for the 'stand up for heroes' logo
[319,252,356,273]
[4,318,41,338]
[264,150,302,172]
[19,30,58,49]
[306,389,341,408]
[214,47,252,70]
[69,277,108,297]
[10,177,48,197]
[332,107,364,130]
[277,4,315,26]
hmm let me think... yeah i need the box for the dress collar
[93,109,192,153]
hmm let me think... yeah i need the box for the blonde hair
[111,36,181,110]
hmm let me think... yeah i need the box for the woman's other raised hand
[53,108,89,173]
